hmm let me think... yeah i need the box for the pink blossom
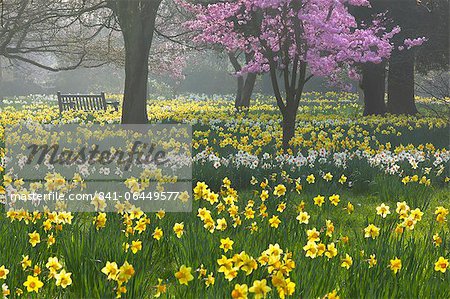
[183,0,402,85]
[404,37,428,50]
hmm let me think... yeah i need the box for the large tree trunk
[281,99,298,150]
[361,62,386,116]
[387,49,418,115]
[111,0,161,124]
[121,36,151,123]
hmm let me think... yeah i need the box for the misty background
[0,51,358,98]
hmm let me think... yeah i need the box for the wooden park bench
[57,92,120,115]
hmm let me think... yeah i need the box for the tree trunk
[0,57,3,103]
[111,0,161,124]
[121,37,151,123]
[0,56,5,104]
[120,24,152,124]
[361,62,386,116]
[235,75,244,109]
[268,60,305,152]
[281,98,298,150]
[240,72,257,108]
[387,49,418,115]
[228,52,245,109]
[228,52,257,109]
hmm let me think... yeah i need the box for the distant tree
[385,0,447,115]
[0,0,111,70]
[360,61,387,115]
[352,2,390,116]
[0,0,114,102]
[416,70,450,121]
[0,57,4,102]
[385,1,426,115]
[355,0,444,115]
[182,0,258,109]
[415,0,449,94]
[1,0,190,123]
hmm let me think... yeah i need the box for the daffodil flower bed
[0,93,448,298]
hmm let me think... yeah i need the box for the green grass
[0,179,448,298]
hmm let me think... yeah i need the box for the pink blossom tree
[185,0,400,150]
[180,0,259,109]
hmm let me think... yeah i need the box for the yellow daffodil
[390,258,402,274]
[269,215,281,228]
[368,254,377,268]
[55,269,72,288]
[341,254,353,269]
[205,273,215,287]
[434,257,448,273]
[249,279,271,299]
[232,284,248,299]
[273,184,286,197]
[0,266,9,280]
[296,211,310,224]
[313,195,325,207]
[323,172,333,182]
[175,265,194,285]
[173,222,184,238]
[28,231,41,247]
[325,243,338,259]
[220,237,234,253]
[154,279,167,298]
[153,227,163,240]
[101,261,119,280]
[329,194,340,206]
[433,233,442,247]
[21,255,32,270]
[23,275,43,293]
[130,240,142,254]
[376,203,390,218]
[306,174,315,184]
[117,261,135,283]
[346,202,354,214]
[364,224,380,239]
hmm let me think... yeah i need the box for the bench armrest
[106,100,120,111]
